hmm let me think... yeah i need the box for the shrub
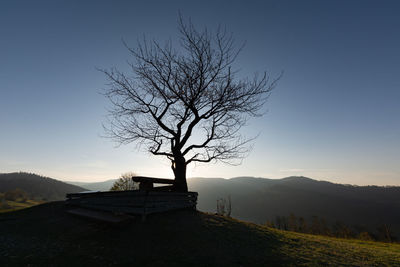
[4,188,28,202]
[110,172,139,191]
[0,198,10,209]
[359,232,374,241]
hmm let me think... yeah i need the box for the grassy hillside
[0,202,399,266]
[0,199,43,213]
[0,172,87,201]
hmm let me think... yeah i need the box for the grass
[270,228,400,266]
[0,201,399,266]
[0,199,42,213]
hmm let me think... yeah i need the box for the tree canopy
[102,17,278,192]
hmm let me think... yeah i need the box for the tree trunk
[172,155,188,192]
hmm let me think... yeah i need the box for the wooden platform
[65,190,198,216]
[67,207,132,223]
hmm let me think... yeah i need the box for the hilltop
[0,202,399,266]
[70,175,400,239]
[0,172,87,201]
[3,172,400,239]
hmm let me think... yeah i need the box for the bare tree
[101,17,278,192]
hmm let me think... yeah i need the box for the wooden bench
[132,176,175,191]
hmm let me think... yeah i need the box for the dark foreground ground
[0,202,399,266]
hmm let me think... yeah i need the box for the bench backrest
[132,176,175,184]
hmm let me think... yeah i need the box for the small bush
[0,198,10,209]
[359,232,374,241]
[4,188,28,201]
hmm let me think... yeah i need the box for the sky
[0,0,399,185]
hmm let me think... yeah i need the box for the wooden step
[67,207,132,223]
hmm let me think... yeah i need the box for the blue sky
[1,0,399,185]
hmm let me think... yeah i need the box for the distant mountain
[68,179,117,191]
[187,176,400,238]
[0,172,87,201]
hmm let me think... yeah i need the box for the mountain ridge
[0,172,87,201]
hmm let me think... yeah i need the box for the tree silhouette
[102,17,277,192]
[110,172,138,191]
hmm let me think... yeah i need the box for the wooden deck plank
[67,208,132,223]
